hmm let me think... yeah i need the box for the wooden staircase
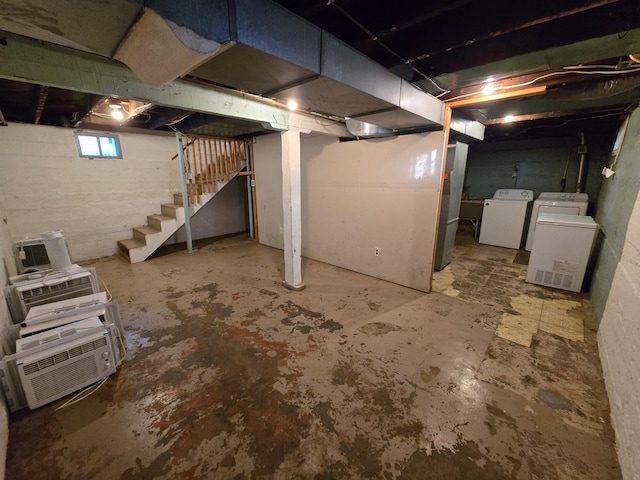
[118,134,250,263]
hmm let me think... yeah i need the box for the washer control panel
[492,189,534,201]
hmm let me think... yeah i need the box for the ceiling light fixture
[287,99,298,111]
[111,107,124,121]
[504,114,514,123]
[482,83,495,95]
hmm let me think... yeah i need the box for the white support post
[281,127,305,290]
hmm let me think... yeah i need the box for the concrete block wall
[465,135,610,203]
[254,131,445,292]
[591,110,640,320]
[598,190,640,480]
[597,107,640,480]
[0,123,180,261]
[0,192,13,480]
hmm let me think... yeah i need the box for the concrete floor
[6,231,621,479]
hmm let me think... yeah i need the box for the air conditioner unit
[12,231,72,274]
[0,297,124,412]
[4,266,99,323]
[15,317,117,410]
[12,238,51,274]
[20,292,109,337]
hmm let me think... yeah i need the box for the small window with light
[76,133,122,159]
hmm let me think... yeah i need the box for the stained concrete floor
[6,231,621,479]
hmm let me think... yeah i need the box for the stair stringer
[118,164,245,263]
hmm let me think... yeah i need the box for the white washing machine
[526,213,598,292]
[479,189,534,249]
[525,192,588,251]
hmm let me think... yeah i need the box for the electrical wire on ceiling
[442,63,640,103]
[119,102,152,115]
[326,0,449,93]
[90,112,121,119]
[165,113,191,126]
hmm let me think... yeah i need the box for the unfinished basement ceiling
[0,0,639,140]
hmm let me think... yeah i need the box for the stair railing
[173,134,249,206]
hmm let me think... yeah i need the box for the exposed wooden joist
[412,0,622,62]
[0,32,352,137]
[0,32,289,130]
[147,108,194,130]
[428,28,640,91]
[482,106,631,124]
[446,86,546,108]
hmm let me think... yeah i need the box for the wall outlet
[374,247,380,256]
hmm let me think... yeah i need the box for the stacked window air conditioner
[0,293,124,411]
[5,267,100,323]
[1,232,125,411]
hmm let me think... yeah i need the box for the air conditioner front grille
[30,356,99,403]
[21,336,108,376]
[20,277,94,310]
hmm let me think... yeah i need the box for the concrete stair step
[161,203,181,218]
[120,162,245,264]
[147,214,175,230]
[118,238,145,252]
[133,226,161,244]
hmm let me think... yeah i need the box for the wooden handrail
[177,134,249,205]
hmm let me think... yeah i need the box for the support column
[175,132,196,255]
[281,127,305,290]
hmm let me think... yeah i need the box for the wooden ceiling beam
[446,86,546,108]
[482,106,631,124]
[405,0,624,63]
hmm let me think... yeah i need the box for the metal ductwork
[345,118,396,138]
[0,0,484,138]
[124,0,449,133]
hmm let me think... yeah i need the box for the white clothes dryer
[525,192,588,251]
[479,189,534,249]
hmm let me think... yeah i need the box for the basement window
[76,133,122,159]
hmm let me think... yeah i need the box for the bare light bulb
[111,109,124,120]
[287,99,298,110]
[504,114,514,123]
[482,83,495,95]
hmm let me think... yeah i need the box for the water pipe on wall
[560,146,572,192]
[512,164,519,188]
[576,132,587,193]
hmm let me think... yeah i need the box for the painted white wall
[0,192,12,480]
[0,123,180,261]
[254,132,445,292]
[598,188,640,480]
[254,134,285,250]
[163,175,249,244]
